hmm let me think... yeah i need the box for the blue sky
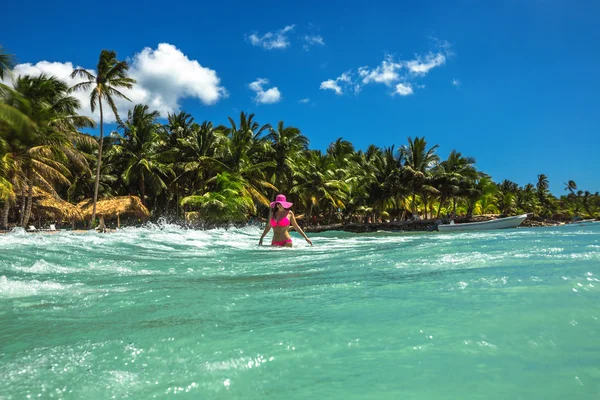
[2,0,599,195]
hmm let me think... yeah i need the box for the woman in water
[259,194,313,247]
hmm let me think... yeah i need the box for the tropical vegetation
[1,47,599,229]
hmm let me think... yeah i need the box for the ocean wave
[0,275,82,299]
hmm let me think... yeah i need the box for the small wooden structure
[32,187,84,227]
[78,196,150,227]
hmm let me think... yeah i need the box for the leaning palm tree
[564,180,577,196]
[0,48,37,133]
[0,45,14,80]
[2,75,94,227]
[70,50,136,224]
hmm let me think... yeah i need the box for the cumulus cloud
[358,56,403,85]
[246,25,296,50]
[319,71,354,95]
[320,41,453,97]
[319,80,342,95]
[452,78,461,87]
[248,78,281,104]
[2,43,227,123]
[394,83,413,96]
[406,52,446,75]
[299,98,310,104]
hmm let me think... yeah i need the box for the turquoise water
[1,224,599,399]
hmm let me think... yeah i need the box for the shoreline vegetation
[1,48,599,233]
[0,214,584,235]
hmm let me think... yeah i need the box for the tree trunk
[18,190,26,226]
[436,196,445,218]
[2,199,10,229]
[452,197,457,216]
[175,183,179,220]
[91,96,104,226]
[140,172,146,206]
[21,177,33,228]
[467,204,474,219]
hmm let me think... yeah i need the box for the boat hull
[438,214,528,232]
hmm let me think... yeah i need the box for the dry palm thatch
[77,196,150,221]
[32,187,84,221]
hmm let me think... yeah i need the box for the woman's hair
[271,203,290,216]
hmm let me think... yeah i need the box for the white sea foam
[0,275,81,298]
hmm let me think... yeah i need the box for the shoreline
[303,216,566,234]
[0,217,576,235]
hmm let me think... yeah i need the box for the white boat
[437,214,528,232]
[569,219,598,225]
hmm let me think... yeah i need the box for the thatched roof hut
[32,187,84,221]
[77,196,150,225]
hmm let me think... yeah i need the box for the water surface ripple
[1,224,599,399]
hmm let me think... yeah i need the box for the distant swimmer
[259,194,312,247]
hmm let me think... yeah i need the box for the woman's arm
[258,210,272,245]
[289,212,313,246]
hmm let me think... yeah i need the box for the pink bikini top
[270,212,290,227]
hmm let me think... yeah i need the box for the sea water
[0,224,599,399]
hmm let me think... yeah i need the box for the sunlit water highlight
[1,224,599,399]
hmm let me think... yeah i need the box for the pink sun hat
[270,194,293,209]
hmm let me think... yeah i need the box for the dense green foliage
[1,48,598,228]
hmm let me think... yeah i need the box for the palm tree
[433,150,478,218]
[496,180,518,215]
[581,191,593,217]
[181,172,255,225]
[173,121,227,191]
[400,137,439,217]
[0,46,14,80]
[515,183,538,214]
[465,175,498,217]
[265,121,309,194]
[166,111,195,146]
[223,111,275,207]
[536,174,552,217]
[2,75,94,227]
[564,180,577,196]
[0,48,37,134]
[110,105,174,208]
[292,150,349,221]
[70,50,136,224]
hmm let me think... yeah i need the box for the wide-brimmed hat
[270,194,293,209]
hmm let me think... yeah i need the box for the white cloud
[305,35,324,46]
[406,52,446,75]
[248,78,281,104]
[359,56,403,85]
[319,79,342,95]
[303,35,325,51]
[320,41,454,97]
[3,43,227,123]
[394,83,413,96]
[246,25,296,50]
[452,78,461,87]
[299,98,310,104]
[319,71,359,95]
[4,60,100,120]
